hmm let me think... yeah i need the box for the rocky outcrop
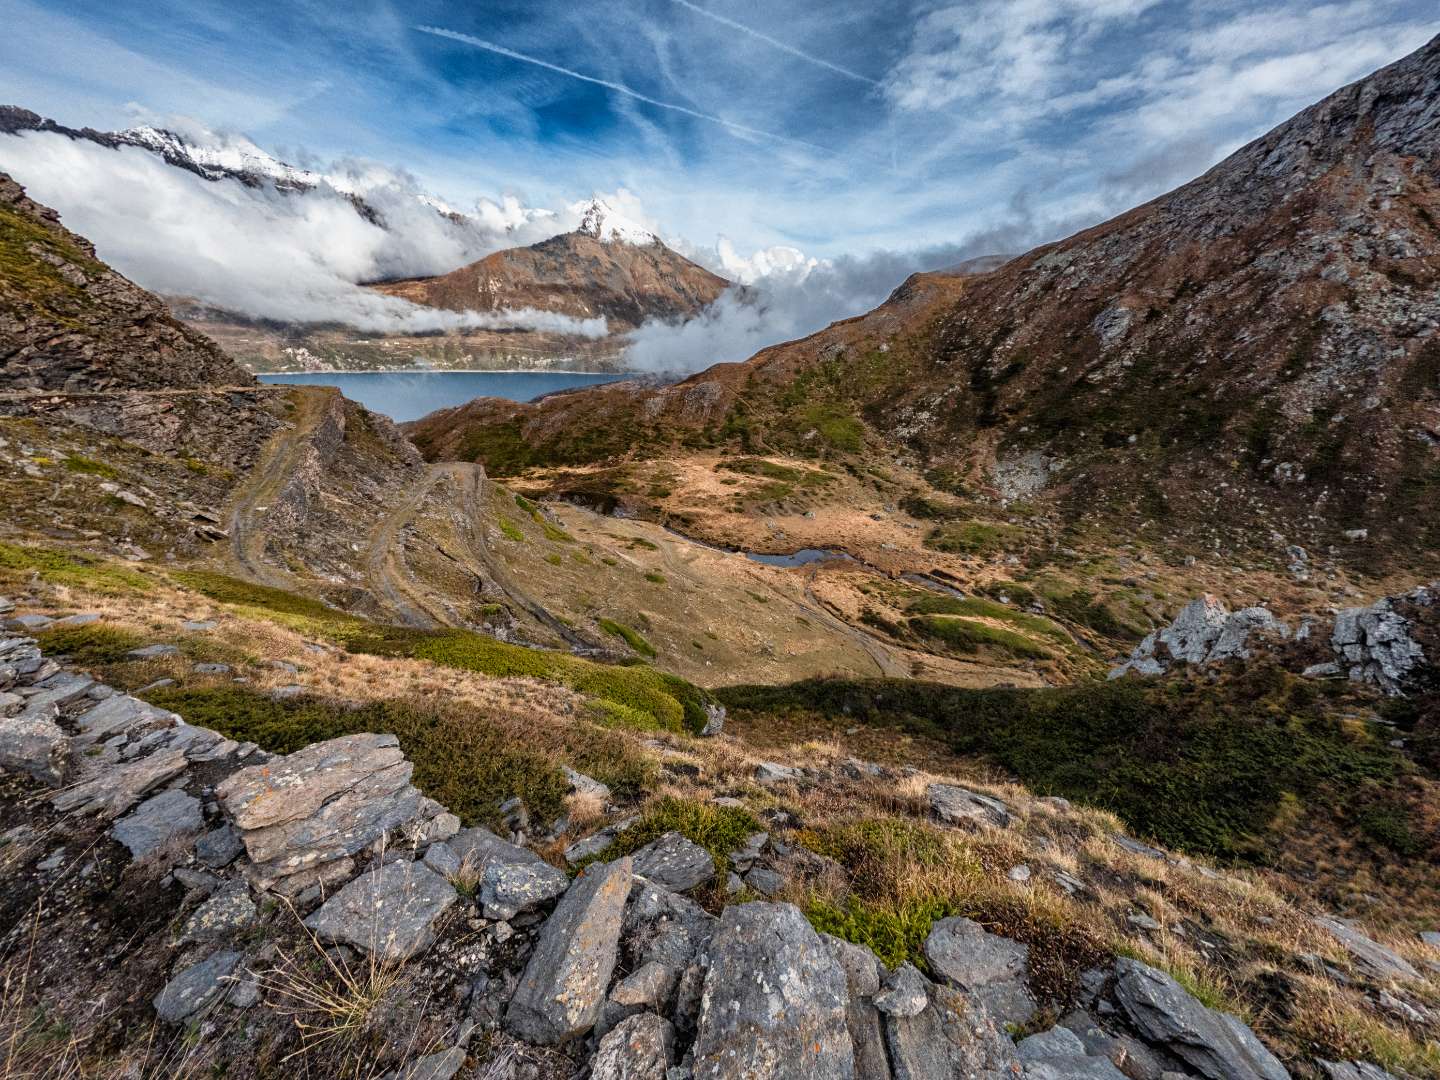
[924,916,1036,1027]
[1110,596,1289,679]
[1331,586,1435,695]
[304,860,458,961]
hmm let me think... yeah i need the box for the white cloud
[0,130,607,336]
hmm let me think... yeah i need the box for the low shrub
[909,615,1052,660]
[592,797,760,875]
[0,542,152,594]
[597,618,657,658]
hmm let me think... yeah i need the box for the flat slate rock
[927,783,1010,828]
[1113,957,1289,1080]
[924,916,1036,1027]
[691,901,856,1080]
[448,826,569,919]
[630,830,714,893]
[304,860,457,961]
[824,933,893,1080]
[506,857,632,1046]
[154,949,242,1023]
[1313,917,1420,982]
[111,788,203,859]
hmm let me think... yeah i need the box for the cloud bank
[0,130,607,337]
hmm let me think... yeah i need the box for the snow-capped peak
[573,198,658,246]
[119,124,342,192]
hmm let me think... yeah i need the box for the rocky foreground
[1,627,1431,1079]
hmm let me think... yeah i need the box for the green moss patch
[61,454,119,479]
[0,542,153,594]
[587,796,760,876]
[909,615,1053,660]
[34,623,149,666]
[597,618,657,658]
[907,595,1071,646]
[923,521,1023,556]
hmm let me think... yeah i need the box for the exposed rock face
[0,173,250,391]
[1313,917,1421,983]
[691,902,856,1079]
[303,860,458,961]
[1111,596,1289,678]
[1113,958,1290,1080]
[924,916,1037,1027]
[824,934,893,1080]
[371,210,729,334]
[927,783,1011,828]
[216,733,426,890]
[590,1012,675,1080]
[884,975,1019,1080]
[629,830,715,893]
[505,857,633,1046]
[1331,586,1434,694]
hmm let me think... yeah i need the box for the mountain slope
[408,35,1440,568]
[0,173,249,391]
[372,198,730,332]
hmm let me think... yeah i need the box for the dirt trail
[223,386,333,588]
[363,466,452,629]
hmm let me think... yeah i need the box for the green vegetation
[923,520,1022,556]
[643,571,666,585]
[545,553,563,566]
[909,615,1052,660]
[34,623,148,665]
[0,202,104,323]
[498,518,525,542]
[172,570,715,733]
[597,618,657,659]
[0,542,153,594]
[907,595,1070,646]
[586,796,760,876]
[719,666,1414,861]
[61,454,118,479]
[140,686,651,828]
[795,404,865,453]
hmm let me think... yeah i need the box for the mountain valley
[0,30,1438,1080]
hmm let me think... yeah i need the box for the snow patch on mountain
[572,198,658,245]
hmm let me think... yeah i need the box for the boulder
[1110,596,1289,678]
[53,748,189,818]
[924,916,1036,1027]
[590,1012,675,1080]
[447,826,569,919]
[1313,917,1420,982]
[755,761,805,784]
[154,949,243,1023]
[505,857,632,1045]
[884,976,1019,1080]
[873,963,930,1019]
[1318,1063,1401,1080]
[1017,1026,1087,1059]
[111,788,203,859]
[304,860,457,961]
[824,934,893,1080]
[631,831,714,892]
[927,783,1010,828]
[620,878,716,1001]
[1022,1058,1128,1079]
[1331,590,1430,694]
[217,733,424,887]
[563,765,611,801]
[1112,957,1289,1080]
[691,901,855,1080]
[196,824,245,868]
[0,699,71,785]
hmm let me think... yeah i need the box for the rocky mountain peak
[573,197,658,246]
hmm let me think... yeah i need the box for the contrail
[667,0,878,86]
[414,25,830,153]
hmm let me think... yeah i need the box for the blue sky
[1,0,1435,265]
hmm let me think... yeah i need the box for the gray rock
[873,963,929,1018]
[564,817,635,865]
[563,765,611,801]
[927,783,1011,828]
[179,885,256,943]
[1023,1058,1128,1079]
[50,613,101,627]
[111,789,203,859]
[422,840,461,878]
[823,934,892,1080]
[217,733,424,888]
[1008,864,1032,882]
[1017,1026,1087,1059]
[1114,834,1167,860]
[1421,930,1440,949]
[196,824,245,868]
[182,620,218,631]
[154,949,242,1023]
[192,663,230,674]
[1112,957,1289,1080]
[53,747,189,818]
[1313,917,1420,982]
[632,831,714,893]
[621,879,716,988]
[729,830,769,872]
[884,976,1018,1080]
[1110,595,1290,678]
[1318,1063,1400,1080]
[610,960,674,1008]
[479,856,569,920]
[591,1012,675,1080]
[389,1046,467,1080]
[755,761,804,784]
[0,697,71,785]
[924,916,1036,1027]
[505,857,632,1045]
[10,614,53,630]
[692,901,855,1079]
[304,860,457,961]
[744,866,784,896]
[128,644,179,658]
[1331,591,1429,695]
[700,702,725,737]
